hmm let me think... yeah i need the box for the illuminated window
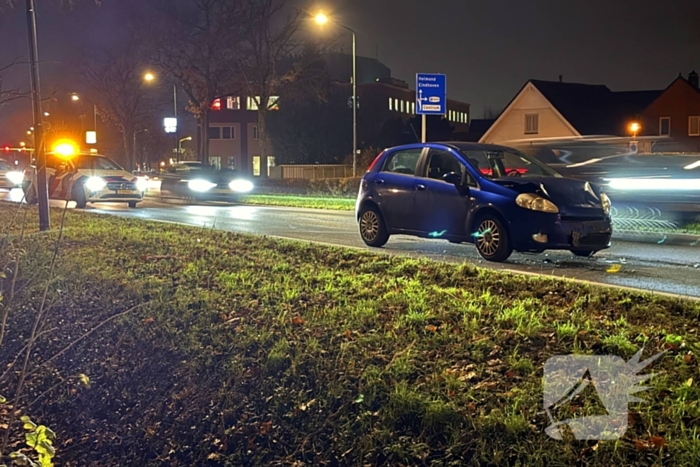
[247,97,259,111]
[389,98,393,111]
[525,114,539,134]
[226,97,240,110]
[394,98,399,111]
[660,117,670,136]
[268,96,280,110]
[689,116,699,136]
[411,102,415,114]
[252,156,261,176]
[211,99,222,110]
[253,125,259,140]
[400,100,404,113]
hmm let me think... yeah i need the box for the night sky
[1,0,699,141]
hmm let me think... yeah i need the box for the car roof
[387,141,519,153]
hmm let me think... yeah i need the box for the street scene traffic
[1,1,700,466]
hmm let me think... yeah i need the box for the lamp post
[26,0,50,230]
[144,73,181,162]
[315,12,357,177]
[178,136,192,157]
[70,93,98,142]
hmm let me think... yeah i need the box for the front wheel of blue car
[474,216,512,262]
[359,205,389,248]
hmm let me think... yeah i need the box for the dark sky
[1,0,699,141]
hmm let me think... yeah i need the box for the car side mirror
[442,172,462,186]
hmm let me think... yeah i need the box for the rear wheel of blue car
[359,205,389,247]
[475,216,512,262]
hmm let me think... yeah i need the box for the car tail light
[367,151,384,172]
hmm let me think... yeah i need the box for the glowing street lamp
[145,72,182,162]
[314,11,358,177]
[630,122,641,139]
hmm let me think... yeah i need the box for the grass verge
[240,194,355,211]
[1,201,699,466]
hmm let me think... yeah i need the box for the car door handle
[416,184,427,191]
[376,179,385,185]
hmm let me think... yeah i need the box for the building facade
[640,72,700,152]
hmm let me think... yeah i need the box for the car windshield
[0,160,9,171]
[75,156,123,171]
[461,149,562,179]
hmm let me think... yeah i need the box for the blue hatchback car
[355,142,613,262]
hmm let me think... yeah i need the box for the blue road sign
[416,73,447,115]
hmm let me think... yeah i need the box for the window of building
[398,100,403,113]
[660,117,671,136]
[247,97,259,111]
[222,127,235,139]
[252,156,261,176]
[382,148,423,175]
[525,114,539,134]
[689,116,700,136]
[210,156,221,170]
[389,98,393,111]
[267,156,275,177]
[411,102,415,114]
[211,99,222,111]
[226,96,240,110]
[252,125,259,140]
[268,96,280,110]
[208,126,221,139]
[394,98,399,112]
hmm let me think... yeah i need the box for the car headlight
[85,176,107,192]
[136,177,149,192]
[229,179,254,193]
[6,171,24,185]
[600,192,611,215]
[515,193,559,214]
[188,179,217,192]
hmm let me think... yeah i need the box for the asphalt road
[3,188,697,299]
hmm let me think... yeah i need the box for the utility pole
[26,0,50,231]
[174,85,180,163]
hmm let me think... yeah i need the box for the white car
[0,159,24,190]
[23,152,147,208]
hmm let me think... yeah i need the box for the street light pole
[26,0,49,231]
[314,14,358,178]
[174,85,180,163]
[351,29,357,178]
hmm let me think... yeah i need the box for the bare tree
[0,59,28,105]
[139,0,243,165]
[80,43,155,170]
[235,0,305,173]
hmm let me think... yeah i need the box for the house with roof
[478,78,661,147]
[639,71,700,152]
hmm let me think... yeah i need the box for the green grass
[240,194,355,210]
[1,201,700,466]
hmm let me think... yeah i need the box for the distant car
[0,159,24,190]
[158,162,254,202]
[23,152,146,208]
[355,142,613,262]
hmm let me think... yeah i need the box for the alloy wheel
[360,210,380,242]
[476,219,500,257]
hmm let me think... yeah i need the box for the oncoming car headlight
[515,193,559,214]
[85,176,107,192]
[6,171,24,185]
[188,179,217,192]
[136,177,149,192]
[229,179,254,193]
[600,192,612,216]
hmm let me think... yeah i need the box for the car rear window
[382,149,422,175]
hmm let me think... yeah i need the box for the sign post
[416,73,447,143]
